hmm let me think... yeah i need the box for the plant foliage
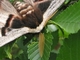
[0,0,80,60]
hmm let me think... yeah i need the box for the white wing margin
[0,0,65,47]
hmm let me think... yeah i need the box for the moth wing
[0,0,19,15]
[23,0,34,5]
[0,10,9,28]
[0,0,20,27]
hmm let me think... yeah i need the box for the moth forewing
[43,0,65,19]
[36,0,65,31]
[1,0,19,16]
[0,10,10,24]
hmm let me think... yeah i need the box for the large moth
[0,0,65,47]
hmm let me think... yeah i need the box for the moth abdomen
[11,17,24,28]
[21,7,43,28]
[22,11,43,28]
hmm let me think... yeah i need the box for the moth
[0,0,51,36]
[0,0,65,47]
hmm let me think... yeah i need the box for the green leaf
[28,42,40,60]
[0,47,6,60]
[57,30,80,60]
[27,32,53,60]
[0,42,15,60]
[4,46,12,59]
[42,33,53,60]
[51,30,59,50]
[65,0,70,4]
[47,24,59,50]
[15,36,29,60]
[16,36,25,49]
[49,53,57,60]
[0,45,13,59]
[47,24,57,32]
[53,1,80,34]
